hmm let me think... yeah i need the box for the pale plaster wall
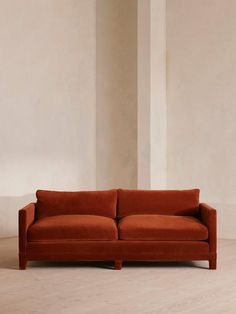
[150,0,167,189]
[96,0,137,189]
[1,0,235,240]
[137,0,167,190]
[0,0,96,237]
[137,0,151,188]
[167,0,236,238]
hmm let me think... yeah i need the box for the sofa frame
[19,200,217,270]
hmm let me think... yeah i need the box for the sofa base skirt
[19,240,214,267]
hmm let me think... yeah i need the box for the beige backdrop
[167,0,236,238]
[0,0,96,237]
[0,0,235,239]
[0,0,138,237]
[96,0,137,189]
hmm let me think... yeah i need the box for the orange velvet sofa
[19,189,217,270]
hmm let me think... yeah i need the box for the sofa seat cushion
[28,215,118,241]
[118,215,208,241]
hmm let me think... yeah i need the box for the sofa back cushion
[118,189,200,217]
[36,189,117,219]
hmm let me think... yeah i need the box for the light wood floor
[0,237,236,314]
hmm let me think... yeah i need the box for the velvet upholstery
[200,203,217,253]
[28,215,118,241]
[118,215,208,241]
[36,189,117,219]
[19,203,35,254]
[18,189,217,270]
[27,241,209,260]
[118,189,200,217]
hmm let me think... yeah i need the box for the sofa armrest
[19,203,35,254]
[199,203,217,252]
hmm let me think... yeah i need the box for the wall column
[137,0,167,189]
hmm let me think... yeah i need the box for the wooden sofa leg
[19,256,27,270]
[114,260,122,270]
[209,257,217,270]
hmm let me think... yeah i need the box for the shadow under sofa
[19,189,217,270]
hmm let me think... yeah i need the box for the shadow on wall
[96,0,137,189]
[0,194,35,238]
